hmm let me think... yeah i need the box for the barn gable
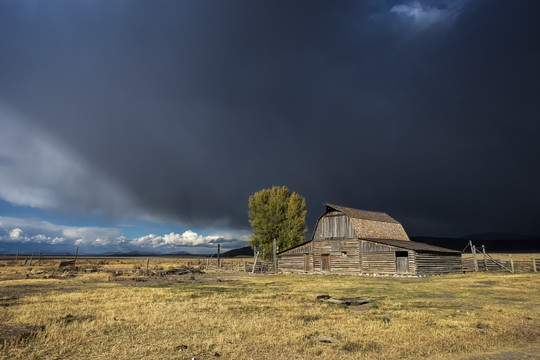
[312,204,410,241]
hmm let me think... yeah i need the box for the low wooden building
[278,203,462,276]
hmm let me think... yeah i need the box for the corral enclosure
[0,256,539,360]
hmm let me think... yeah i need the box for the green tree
[248,186,307,260]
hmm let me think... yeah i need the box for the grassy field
[0,259,539,359]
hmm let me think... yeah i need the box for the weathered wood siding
[280,242,313,255]
[312,238,360,274]
[278,254,309,273]
[313,212,356,240]
[278,242,313,273]
[415,252,462,276]
[359,240,416,275]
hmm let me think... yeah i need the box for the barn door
[321,254,330,272]
[304,254,311,272]
[396,251,409,273]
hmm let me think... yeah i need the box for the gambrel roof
[325,203,399,224]
[325,203,410,241]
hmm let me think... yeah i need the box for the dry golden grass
[0,259,539,359]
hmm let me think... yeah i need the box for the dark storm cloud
[0,0,539,236]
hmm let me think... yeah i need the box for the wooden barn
[278,204,462,276]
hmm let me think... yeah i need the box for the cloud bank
[0,216,250,253]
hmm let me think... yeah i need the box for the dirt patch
[0,283,79,301]
[115,271,251,287]
[0,324,44,341]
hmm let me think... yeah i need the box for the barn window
[396,251,408,257]
[341,252,347,257]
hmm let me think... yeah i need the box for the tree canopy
[248,186,307,259]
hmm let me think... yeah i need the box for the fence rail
[202,258,275,273]
[462,240,537,273]
[462,258,537,273]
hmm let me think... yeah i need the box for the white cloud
[132,230,222,247]
[390,1,466,29]
[0,216,121,246]
[9,228,22,239]
[0,215,250,251]
[52,237,66,244]
[130,228,251,249]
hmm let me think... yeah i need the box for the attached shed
[278,203,462,276]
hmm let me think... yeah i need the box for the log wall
[278,242,313,273]
[280,242,313,255]
[278,254,308,273]
[312,238,360,275]
[415,252,463,275]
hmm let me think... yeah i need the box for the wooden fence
[462,241,538,273]
[202,258,275,273]
[462,256,537,273]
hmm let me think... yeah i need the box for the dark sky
[1,0,539,239]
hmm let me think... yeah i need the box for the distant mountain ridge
[221,246,254,257]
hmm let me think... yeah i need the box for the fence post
[470,241,478,272]
[217,244,221,270]
[533,255,537,273]
[244,261,247,272]
[15,250,19,263]
[29,251,34,266]
[74,246,79,265]
[509,255,514,273]
[146,257,150,274]
[38,250,42,266]
[252,251,259,273]
[206,258,209,270]
[481,245,488,271]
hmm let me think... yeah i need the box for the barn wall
[278,254,308,273]
[312,238,360,274]
[279,242,313,255]
[415,253,463,276]
[313,212,356,240]
[277,242,313,273]
[359,240,416,275]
